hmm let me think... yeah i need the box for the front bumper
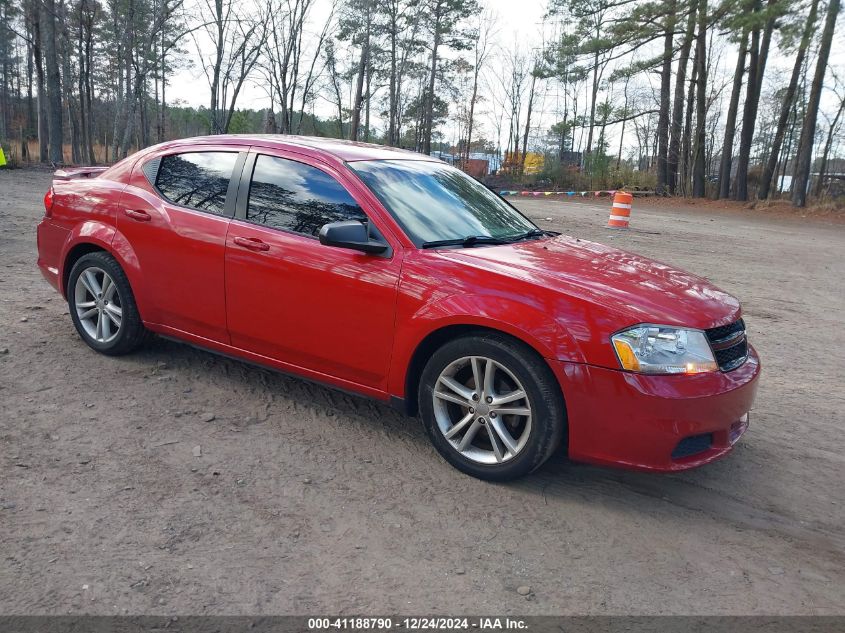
[551,345,760,471]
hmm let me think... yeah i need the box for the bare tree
[814,76,845,197]
[497,43,527,162]
[261,0,330,134]
[196,0,264,134]
[462,8,495,162]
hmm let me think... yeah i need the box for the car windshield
[349,159,538,246]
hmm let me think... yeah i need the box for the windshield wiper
[421,235,511,249]
[506,228,557,242]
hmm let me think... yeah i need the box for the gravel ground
[1,167,844,615]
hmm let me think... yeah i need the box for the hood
[436,235,741,330]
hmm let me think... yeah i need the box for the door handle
[124,209,151,222]
[233,236,270,252]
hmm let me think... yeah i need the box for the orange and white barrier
[607,191,632,229]
[499,189,618,197]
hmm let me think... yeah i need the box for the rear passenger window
[156,152,238,215]
[247,155,367,237]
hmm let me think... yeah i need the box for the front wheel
[68,251,148,355]
[419,332,566,481]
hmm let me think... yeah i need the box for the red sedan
[36,135,760,480]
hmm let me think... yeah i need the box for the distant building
[469,152,502,173]
[432,151,502,176]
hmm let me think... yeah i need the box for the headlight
[611,325,718,374]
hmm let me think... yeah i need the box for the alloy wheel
[74,266,123,344]
[432,355,533,464]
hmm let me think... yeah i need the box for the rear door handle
[124,209,151,222]
[233,236,270,252]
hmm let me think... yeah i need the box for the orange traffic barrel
[607,191,632,228]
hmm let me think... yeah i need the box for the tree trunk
[691,0,708,198]
[758,0,819,199]
[732,20,759,201]
[66,70,81,164]
[792,0,840,206]
[159,45,166,144]
[669,3,696,193]
[111,9,130,162]
[735,0,776,200]
[25,23,34,150]
[83,4,95,163]
[364,54,372,141]
[119,69,143,158]
[465,66,480,162]
[777,104,797,193]
[350,49,366,141]
[520,73,537,173]
[31,7,48,162]
[423,4,442,155]
[717,26,749,199]
[655,3,676,195]
[349,2,370,142]
[754,0,776,99]
[77,2,89,164]
[42,0,63,164]
[210,0,224,134]
[583,47,600,167]
[387,5,398,146]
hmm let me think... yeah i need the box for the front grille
[706,318,745,343]
[671,433,713,459]
[713,339,748,371]
[705,318,748,371]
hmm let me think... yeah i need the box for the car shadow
[134,335,429,445]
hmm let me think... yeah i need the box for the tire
[419,332,565,481]
[67,251,148,356]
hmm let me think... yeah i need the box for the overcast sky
[166,0,549,115]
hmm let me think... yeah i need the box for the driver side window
[246,154,367,237]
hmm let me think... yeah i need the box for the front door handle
[233,236,270,252]
[124,209,151,222]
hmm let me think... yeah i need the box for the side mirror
[318,220,388,254]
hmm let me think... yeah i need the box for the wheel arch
[59,220,116,297]
[60,222,149,320]
[400,324,567,421]
[61,242,108,297]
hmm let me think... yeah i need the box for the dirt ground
[1,167,844,615]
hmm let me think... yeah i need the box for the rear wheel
[419,332,565,481]
[68,252,148,355]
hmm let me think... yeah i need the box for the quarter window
[155,152,238,215]
[247,155,367,237]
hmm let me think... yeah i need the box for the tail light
[44,188,54,218]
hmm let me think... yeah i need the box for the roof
[156,134,437,163]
